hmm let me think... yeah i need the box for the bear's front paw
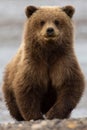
[46,111,56,119]
[30,112,44,120]
[46,110,71,119]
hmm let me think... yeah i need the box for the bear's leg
[3,85,24,121]
[15,87,43,121]
[46,81,84,119]
[41,86,57,114]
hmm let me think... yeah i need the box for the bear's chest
[36,59,66,90]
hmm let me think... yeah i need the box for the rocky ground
[0,118,87,130]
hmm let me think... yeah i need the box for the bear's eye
[40,20,45,26]
[54,20,60,26]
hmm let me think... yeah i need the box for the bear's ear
[62,5,75,18]
[25,6,38,18]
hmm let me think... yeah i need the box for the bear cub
[2,5,85,121]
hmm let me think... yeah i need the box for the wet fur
[2,5,85,121]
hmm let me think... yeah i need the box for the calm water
[0,0,87,123]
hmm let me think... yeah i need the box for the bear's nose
[46,27,54,36]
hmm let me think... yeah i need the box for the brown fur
[2,5,85,121]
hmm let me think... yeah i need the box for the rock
[0,118,87,130]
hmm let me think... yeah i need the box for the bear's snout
[46,27,54,37]
[40,23,60,40]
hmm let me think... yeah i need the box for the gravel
[0,118,87,130]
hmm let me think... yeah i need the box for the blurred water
[0,0,87,123]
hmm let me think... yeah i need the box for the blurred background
[0,0,87,123]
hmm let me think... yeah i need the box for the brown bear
[2,5,85,121]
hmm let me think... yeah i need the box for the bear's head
[24,5,75,58]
